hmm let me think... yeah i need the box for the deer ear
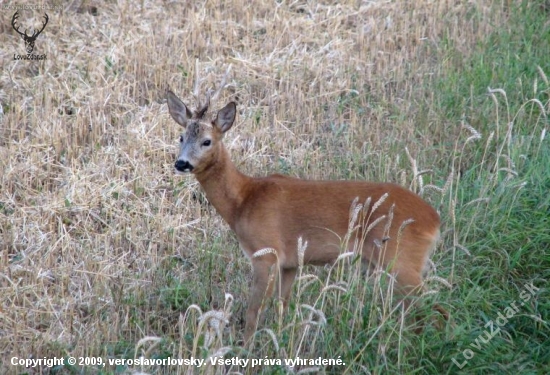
[167,90,193,128]
[214,102,236,133]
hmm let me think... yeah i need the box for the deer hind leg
[394,261,449,331]
[394,266,423,310]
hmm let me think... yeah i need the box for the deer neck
[194,145,251,228]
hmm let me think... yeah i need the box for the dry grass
[0,0,522,373]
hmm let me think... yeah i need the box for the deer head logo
[11,12,49,54]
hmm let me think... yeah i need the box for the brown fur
[166,90,447,342]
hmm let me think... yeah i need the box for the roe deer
[166,88,448,342]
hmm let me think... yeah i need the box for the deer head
[12,12,49,54]
[167,90,236,174]
[167,63,234,175]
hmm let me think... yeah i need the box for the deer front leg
[244,258,276,343]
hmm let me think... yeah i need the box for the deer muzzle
[175,159,194,173]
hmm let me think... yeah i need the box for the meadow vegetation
[0,0,548,374]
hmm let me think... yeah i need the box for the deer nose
[175,159,194,172]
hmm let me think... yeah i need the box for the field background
[1,0,549,374]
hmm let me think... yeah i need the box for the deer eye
[202,139,211,147]
[179,135,183,143]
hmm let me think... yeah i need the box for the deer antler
[192,62,233,119]
[11,12,48,39]
[11,12,26,38]
[32,13,49,38]
[210,64,232,103]
[193,59,209,118]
